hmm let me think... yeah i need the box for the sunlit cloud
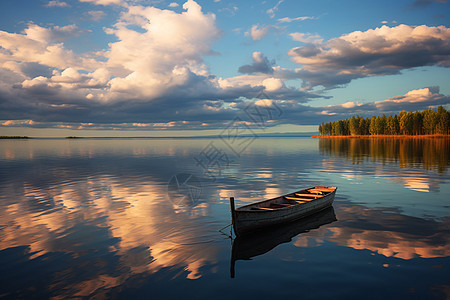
[278,16,316,23]
[45,0,70,7]
[320,87,450,116]
[289,32,323,44]
[2,2,448,131]
[246,24,284,41]
[328,204,450,260]
[79,0,124,6]
[0,173,220,295]
[289,24,450,88]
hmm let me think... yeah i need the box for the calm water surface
[0,137,449,299]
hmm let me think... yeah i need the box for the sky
[0,0,449,137]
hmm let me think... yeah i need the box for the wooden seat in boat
[284,196,312,202]
[295,193,321,198]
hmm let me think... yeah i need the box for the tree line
[318,106,450,136]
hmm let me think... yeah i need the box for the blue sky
[0,0,449,136]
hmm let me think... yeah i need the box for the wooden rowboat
[230,186,337,236]
[231,207,336,278]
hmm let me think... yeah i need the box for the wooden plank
[284,196,311,202]
[307,190,324,194]
[312,188,335,192]
[295,193,321,198]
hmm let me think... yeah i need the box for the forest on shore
[318,106,450,136]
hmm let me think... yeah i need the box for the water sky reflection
[0,137,449,299]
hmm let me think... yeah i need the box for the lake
[0,137,449,299]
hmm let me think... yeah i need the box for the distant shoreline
[0,133,317,139]
[0,136,30,139]
[311,134,450,139]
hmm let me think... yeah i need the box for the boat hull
[231,207,337,277]
[233,188,336,236]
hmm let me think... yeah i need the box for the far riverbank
[312,134,450,139]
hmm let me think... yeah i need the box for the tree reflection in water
[319,137,450,173]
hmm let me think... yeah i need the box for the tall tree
[400,112,413,135]
[413,111,423,135]
[422,109,436,134]
[386,115,395,135]
[369,116,377,135]
[437,106,450,135]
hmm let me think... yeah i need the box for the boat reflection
[230,207,337,278]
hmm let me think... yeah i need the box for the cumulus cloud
[0,24,97,70]
[45,0,70,7]
[289,24,450,89]
[105,0,222,99]
[246,24,283,41]
[23,24,88,43]
[238,52,274,74]
[169,2,180,7]
[247,24,270,41]
[320,87,450,116]
[0,0,324,130]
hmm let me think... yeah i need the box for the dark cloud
[238,52,274,74]
[20,63,54,78]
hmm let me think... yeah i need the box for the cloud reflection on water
[327,203,450,260]
[0,168,220,297]
[0,138,449,298]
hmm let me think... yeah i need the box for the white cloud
[79,0,124,6]
[248,24,269,40]
[45,0,70,7]
[262,78,284,91]
[169,2,179,7]
[278,16,316,23]
[23,24,88,43]
[103,0,221,99]
[246,24,283,41]
[266,0,283,18]
[374,87,446,110]
[0,24,97,70]
[86,10,106,21]
[290,32,323,44]
[320,87,450,116]
[0,0,325,129]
